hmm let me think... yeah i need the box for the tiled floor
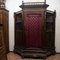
[7,52,60,60]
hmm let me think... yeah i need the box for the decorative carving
[0,0,6,8]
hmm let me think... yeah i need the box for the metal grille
[23,2,45,5]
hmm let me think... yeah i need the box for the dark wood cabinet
[14,2,56,58]
[0,8,9,60]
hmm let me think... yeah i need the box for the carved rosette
[0,0,6,8]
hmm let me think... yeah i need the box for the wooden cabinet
[0,8,9,60]
[14,2,56,58]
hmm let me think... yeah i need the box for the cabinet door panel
[0,28,4,47]
[0,28,7,60]
[0,14,3,24]
[24,13,44,48]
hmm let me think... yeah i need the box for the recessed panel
[24,13,44,48]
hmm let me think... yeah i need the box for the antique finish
[14,2,56,58]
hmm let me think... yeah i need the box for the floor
[7,52,60,60]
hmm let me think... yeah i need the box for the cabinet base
[14,47,56,58]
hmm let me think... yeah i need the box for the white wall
[6,0,60,52]
[6,0,22,51]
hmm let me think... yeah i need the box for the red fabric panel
[24,13,44,48]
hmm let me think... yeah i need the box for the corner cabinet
[14,2,56,58]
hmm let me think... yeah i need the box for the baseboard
[56,52,60,54]
[9,51,14,53]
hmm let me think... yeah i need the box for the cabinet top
[20,2,49,8]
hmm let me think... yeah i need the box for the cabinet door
[0,10,9,53]
[3,11,9,53]
[45,12,55,50]
[15,13,25,48]
[24,13,44,48]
